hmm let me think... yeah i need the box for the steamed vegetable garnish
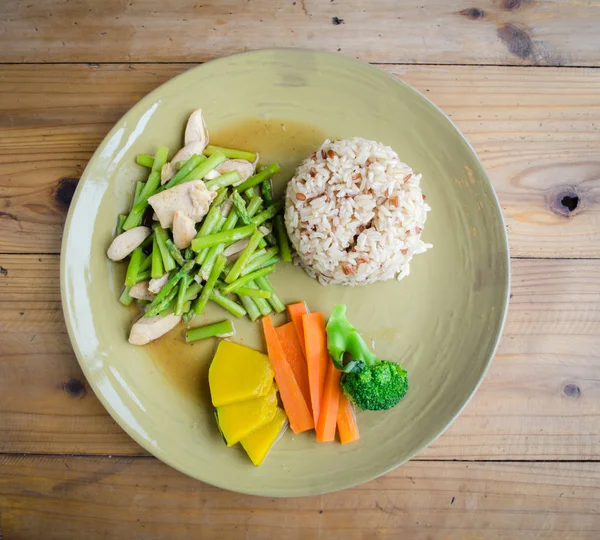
[108,109,293,346]
[215,385,279,446]
[208,341,287,465]
[326,304,408,411]
[209,341,274,407]
[262,316,314,434]
[241,407,288,467]
[185,319,234,342]
[337,394,360,444]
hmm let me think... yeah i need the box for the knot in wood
[63,378,87,398]
[55,177,79,208]
[549,189,580,217]
[563,384,580,399]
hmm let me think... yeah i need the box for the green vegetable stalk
[326,304,408,411]
[203,145,256,163]
[234,162,280,193]
[185,319,235,342]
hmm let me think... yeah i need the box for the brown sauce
[146,117,326,402]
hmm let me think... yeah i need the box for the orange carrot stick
[316,360,341,442]
[287,302,308,356]
[276,322,312,414]
[302,312,329,426]
[262,316,314,434]
[337,393,359,444]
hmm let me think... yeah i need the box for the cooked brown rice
[284,138,431,286]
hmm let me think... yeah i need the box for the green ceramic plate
[61,49,509,497]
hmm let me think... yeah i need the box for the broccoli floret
[326,304,408,411]
[341,362,408,411]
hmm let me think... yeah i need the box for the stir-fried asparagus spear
[240,253,280,277]
[154,225,177,272]
[125,247,144,287]
[223,246,268,275]
[249,246,277,264]
[196,214,226,266]
[203,145,257,163]
[133,181,144,206]
[166,239,186,266]
[182,309,195,324]
[193,203,227,264]
[255,275,286,313]
[191,224,256,252]
[139,252,153,273]
[134,270,152,284]
[139,146,169,201]
[231,190,253,225]
[144,260,194,317]
[175,274,192,316]
[123,147,169,230]
[273,215,292,262]
[238,294,261,322]
[210,290,247,318]
[117,214,127,235]
[196,199,228,236]
[185,319,235,342]
[220,265,275,295]
[230,192,268,249]
[245,281,272,316]
[261,178,274,206]
[184,248,194,260]
[183,282,202,302]
[212,188,229,207]
[204,170,241,191]
[252,201,283,227]
[162,153,208,190]
[119,285,134,306]
[247,196,263,217]
[225,229,264,283]
[151,235,165,279]
[136,154,154,168]
[192,254,226,316]
[236,286,271,299]
[198,205,238,279]
[160,300,191,318]
[234,163,280,193]
[243,187,255,202]
[146,284,180,318]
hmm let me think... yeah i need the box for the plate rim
[60,48,511,497]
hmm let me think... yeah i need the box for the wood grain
[1,0,600,66]
[1,64,599,257]
[1,254,599,458]
[1,456,599,539]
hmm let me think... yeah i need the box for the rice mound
[284,137,432,286]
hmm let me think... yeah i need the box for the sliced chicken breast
[184,109,209,147]
[216,159,255,185]
[129,281,155,302]
[161,162,176,185]
[128,313,181,345]
[148,273,169,294]
[171,140,206,169]
[148,179,216,229]
[173,210,197,249]
[107,226,151,261]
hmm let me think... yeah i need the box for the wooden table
[1,1,599,538]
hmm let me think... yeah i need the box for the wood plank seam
[0,62,598,70]
[2,452,600,463]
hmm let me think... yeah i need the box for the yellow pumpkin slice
[241,407,288,466]
[209,341,274,407]
[215,385,278,446]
